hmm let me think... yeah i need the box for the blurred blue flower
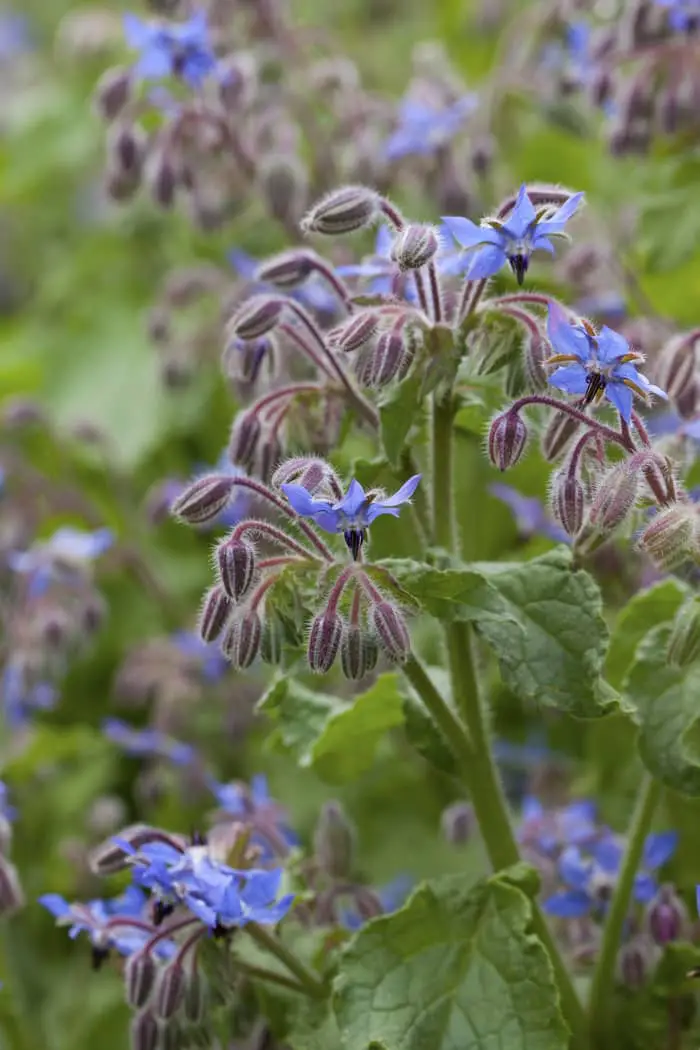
[442,185,584,284]
[517,797,599,857]
[0,12,32,60]
[123,11,216,87]
[39,886,168,962]
[489,483,569,545]
[335,227,418,302]
[384,94,475,161]
[102,718,196,766]
[546,302,667,422]
[7,527,113,597]
[229,248,339,317]
[171,630,229,683]
[0,782,16,823]
[655,0,700,30]
[208,774,298,856]
[1,663,57,726]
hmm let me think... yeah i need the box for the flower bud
[220,611,262,669]
[313,801,356,878]
[551,472,584,536]
[154,961,186,1020]
[94,66,132,121]
[125,951,157,1009]
[256,250,316,289]
[198,586,233,644]
[366,330,410,387]
[370,602,411,663]
[0,857,23,915]
[302,185,379,235]
[307,612,343,673]
[541,412,579,462]
[108,123,146,176]
[150,154,177,209]
[229,295,284,341]
[440,801,475,846]
[655,333,698,403]
[617,936,653,989]
[390,224,439,271]
[216,538,256,602]
[170,474,237,526]
[257,433,282,484]
[646,884,688,946]
[523,336,548,392]
[89,825,184,875]
[586,464,638,534]
[639,504,698,570]
[130,1010,159,1050]
[229,412,261,468]
[488,412,528,472]
[260,610,286,665]
[667,598,700,668]
[340,624,378,680]
[328,311,380,353]
[259,155,308,228]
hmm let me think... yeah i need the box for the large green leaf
[333,869,568,1050]
[378,373,424,467]
[605,579,689,690]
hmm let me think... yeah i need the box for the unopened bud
[130,1010,159,1050]
[470,135,495,177]
[667,598,700,668]
[229,412,261,467]
[488,412,528,471]
[108,123,146,176]
[198,586,233,643]
[307,612,343,673]
[257,433,281,484]
[0,857,23,915]
[541,411,579,462]
[183,966,206,1023]
[256,250,316,289]
[230,295,284,340]
[390,224,439,271]
[259,155,308,228]
[154,962,186,1020]
[524,336,548,392]
[302,185,379,236]
[260,610,286,665]
[125,951,157,1009]
[646,884,688,946]
[441,801,475,846]
[313,801,356,878]
[89,824,184,875]
[170,474,237,525]
[340,624,378,680]
[370,602,411,663]
[94,66,132,120]
[329,311,380,353]
[617,936,653,989]
[655,333,698,403]
[220,611,262,669]
[216,539,256,602]
[366,330,410,387]
[551,472,584,536]
[587,464,638,534]
[150,155,177,209]
[639,504,698,570]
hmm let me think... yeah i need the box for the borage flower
[123,11,217,87]
[102,717,196,767]
[442,185,583,284]
[545,303,668,421]
[281,475,421,559]
[208,774,298,857]
[384,94,475,162]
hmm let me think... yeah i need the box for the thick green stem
[402,655,473,763]
[246,923,327,999]
[588,774,661,1042]
[431,394,455,550]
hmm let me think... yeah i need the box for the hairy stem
[246,923,327,999]
[431,395,455,550]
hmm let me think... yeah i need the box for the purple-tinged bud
[125,951,157,1009]
[0,857,23,915]
[170,474,237,526]
[307,612,343,673]
[655,333,698,403]
[329,311,380,353]
[108,123,146,176]
[551,472,584,536]
[220,611,262,669]
[183,966,206,1023]
[524,336,548,392]
[89,825,186,875]
[313,800,356,878]
[229,295,284,341]
[390,224,439,271]
[256,250,316,290]
[366,330,410,388]
[150,154,177,209]
[216,539,256,602]
[257,433,282,484]
[639,452,676,506]
[586,464,638,534]
[440,801,475,846]
[105,167,140,202]
[259,155,308,228]
[229,412,261,468]
[94,66,132,121]
[639,504,698,571]
[617,936,653,989]
[130,1010,159,1050]
[260,611,286,665]
[488,412,528,472]
[370,602,411,664]
[340,624,378,680]
[667,598,700,668]
[470,135,495,177]
[154,961,186,1020]
[541,412,579,462]
[198,586,233,643]
[301,185,379,236]
[646,884,688,946]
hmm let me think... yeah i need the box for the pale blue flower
[384,94,476,161]
[123,11,216,87]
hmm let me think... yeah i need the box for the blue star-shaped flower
[384,94,476,162]
[281,474,421,559]
[187,868,294,929]
[102,718,195,767]
[517,797,599,857]
[545,302,668,421]
[442,185,584,284]
[123,11,217,88]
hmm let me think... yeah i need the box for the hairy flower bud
[586,464,638,534]
[94,66,132,121]
[541,411,580,462]
[198,586,233,643]
[307,612,343,673]
[216,538,256,602]
[170,474,237,525]
[229,412,261,467]
[329,311,380,353]
[130,1010,159,1050]
[441,801,475,846]
[390,224,439,271]
[667,598,700,668]
[488,412,528,471]
[230,295,284,341]
[302,185,379,236]
[370,602,411,663]
[256,250,316,289]
[551,472,585,536]
[125,951,157,1009]
[108,123,146,177]
[366,330,410,387]
[154,962,186,1020]
[646,884,688,946]
[524,336,548,392]
[340,624,378,680]
[90,825,186,875]
[313,801,356,878]
[638,504,698,570]
[655,333,698,403]
[150,154,177,209]
[221,611,262,669]
[259,155,308,228]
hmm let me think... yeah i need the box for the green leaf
[605,579,689,690]
[333,870,569,1050]
[378,374,424,467]
[624,622,700,796]
[288,1000,343,1050]
[258,673,405,784]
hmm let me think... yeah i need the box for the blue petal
[643,830,678,870]
[559,846,592,891]
[548,363,589,396]
[464,244,506,279]
[241,869,283,907]
[696,884,700,917]
[521,796,544,821]
[440,216,502,251]
[502,185,536,239]
[596,326,630,365]
[364,504,401,525]
[375,225,393,258]
[436,251,470,277]
[336,479,367,518]
[39,893,71,919]
[633,873,658,904]
[550,191,584,223]
[135,49,174,81]
[228,249,259,278]
[591,837,622,874]
[531,235,555,256]
[281,483,333,520]
[250,774,270,805]
[546,303,590,361]
[543,889,592,918]
[605,381,633,421]
[377,474,421,508]
[123,13,152,48]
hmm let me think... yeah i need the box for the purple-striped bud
[216,539,256,602]
[0,857,23,915]
[366,330,410,388]
[646,884,688,946]
[257,433,282,484]
[221,611,262,669]
[340,624,378,680]
[125,951,157,1009]
[329,311,380,353]
[313,801,356,878]
[655,333,698,403]
[94,66,132,121]
[256,250,316,289]
[307,612,343,673]
[183,966,206,1023]
[370,602,411,663]
[154,961,186,1020]
[230,295,284,340]
[170,474,237,526]
[130,1010,159,1050]
[551,472,584,536]
[259,155,308,229]
[638,504,698,570]
[488,412,528,472]
[667,598,700,668]
[541,411,579,462]
[198,586,232,643]
[587,464,638,534]
[390,224,439,271]
[90,825,185,875]
[229,412,261,467]
[302,185,379,235]
[441,801,475,846]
